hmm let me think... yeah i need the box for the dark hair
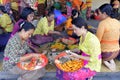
[72,17,88,29]
[49,6,55,12]
[72,17,95,33]
[0,6,7,13]
[71,9,79,19]
[18,21,35,32]
[46,10,54,17]
[20,7,34,20]
[98,4,113,17]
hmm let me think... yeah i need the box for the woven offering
[55,52,84,72]
[17,54,48,70]
[61,37,77,45]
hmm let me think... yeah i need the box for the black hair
[98,4,113,17]
[46,10,54,17]
[0,6,7,13]
[72,17,88,29]
[20,7,34,20]
[18,21,35,32]
[49,6,55,12]
[72,17,94,33]
[71,9,79,19]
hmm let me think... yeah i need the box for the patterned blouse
[2,33,31,71]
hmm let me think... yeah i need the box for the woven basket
[55,52,84,72]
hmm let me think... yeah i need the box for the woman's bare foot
[103,59,116,71]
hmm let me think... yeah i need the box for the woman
[0,6,13,52]
[0,6,13,34]
[56,17,101,80]
[30,10,61,52]
[96,4,120,71]
[11,7,34,37]
[2,21,45,80]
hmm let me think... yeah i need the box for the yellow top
[33,17,54,35]
[0,14,13,32]
[11,2,19,11]
[96,17,120,52]
[37,0,45,4]
[79,32,101,72]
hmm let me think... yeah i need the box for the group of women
[0,2,120,80]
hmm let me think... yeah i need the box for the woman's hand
[71,48,80,53]
[32,53,40,59]
[66,50,90,61]
[53,31,61,35]
[20,53,40,62]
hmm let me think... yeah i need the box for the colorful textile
[102,50,119,61]
[0,0,10,5]
[80,9,87,20]
[86,0,92,7]
[96,17,120,52]
[0,14,13,32]
[54,10,67,26]
[66,6,72,17]
[65,18,73,36]
[54,2,62,10]
[72,0,82,10]
[66,1,72,18]
[63,68,96,80]
[30,34,53,45]
[86,7,91,20]
[80,2,87,10]
[38,0,45,4]
[2,33,32,71]
[66,1,72,7]
[4,3,11,13]
[79,32,101,72]
[33,17,54,35]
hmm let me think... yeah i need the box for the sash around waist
[101,40,119,44]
